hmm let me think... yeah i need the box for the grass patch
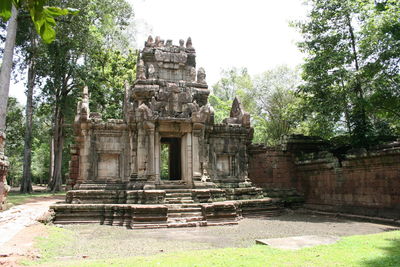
[7,191,65,206]
[28,228,400,267]
[21,226,75,266]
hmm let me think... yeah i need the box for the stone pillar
[147,126,155,180]
[186,133,193,186]
[0,131,10,210]
[192,123,204,181]
[67,144,80,190]
[181,134,187,182]
[137,127,147,178]
[129,130,138,176]
[154,131,160,183]
[80,128,92,184]
[192,135,201,178]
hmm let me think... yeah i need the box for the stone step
[164,189,192,193]
[165,192,192,197]
[168,212,203,218]
[165,197,193,201]
[168,207,202,213]
[166,199,194,204]
[168,216,204,223]
[167,221,207,228]
[157,184,189,190]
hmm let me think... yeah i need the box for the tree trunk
[49,105,64,192]
[0,6,18,133]
[20,34,37,193]
[49,136,54,183]
[346,14,368,146]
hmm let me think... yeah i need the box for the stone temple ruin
[52,37,282,228]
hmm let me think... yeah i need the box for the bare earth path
[0,196,64,266]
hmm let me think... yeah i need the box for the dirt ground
[0,195,64,267]
[0,197,399,266]
[51,211,399,260]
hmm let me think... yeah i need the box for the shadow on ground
[363,235,400,266]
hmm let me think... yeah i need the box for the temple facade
[70,36,253,191]
[54,37,281,228]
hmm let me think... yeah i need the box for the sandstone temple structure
[51,37,281,227]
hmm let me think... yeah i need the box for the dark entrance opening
[160,137,181,180]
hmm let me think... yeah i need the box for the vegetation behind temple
[2,0,399,187]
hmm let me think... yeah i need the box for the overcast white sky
[10,0,307,103]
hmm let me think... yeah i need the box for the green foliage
[0,0,78,43]
[212,67,253,102]
[5,97,24,186]
[84,49,137,119]
[250,66,303,145]
[294,0,400,146]
[211,66,304,145]
[208,94,231,124]
[160,144,169,180]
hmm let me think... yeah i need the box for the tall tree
[250,66,302,145]
[295,0,400,146]
[211,66,303,145]
[35,0,134,192]
[5,98,24,186]
[0,6,18,136]
[19,20,38,193]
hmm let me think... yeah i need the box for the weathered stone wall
[247,137,400,219]
[296,148,400,219]
[248,144,296,189]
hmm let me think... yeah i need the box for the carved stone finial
[189,67,196,82]
[166,39,172,47]
[197,67,206,84]
[148,64,155,79]
[145,35,154,47]
[179,39,184,47]
[79,86,90,121]
[223,97,251,127]
[154,36,161,47]
[137,60,146,80]
[186,37,193,48]
[230,97,242,118]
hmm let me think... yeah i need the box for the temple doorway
[160,137,181,180]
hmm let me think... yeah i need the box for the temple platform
[51,187,283,228]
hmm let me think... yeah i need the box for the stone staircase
[166,204,206,227]
[157,181,188,190]
[164,189,194,204]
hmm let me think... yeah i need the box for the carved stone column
[137,126,147,179]
[154,131,160,183]
[192,123,204,180]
